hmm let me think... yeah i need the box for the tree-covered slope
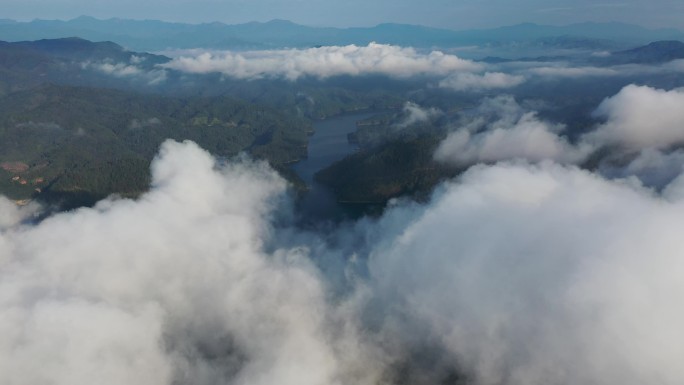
[0,84,311,207]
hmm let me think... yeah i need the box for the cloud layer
[438,71,525,91]
[81,59,168,84]
[4,132,684,385]
[396,101,443,128]
[163,43,482,80]
[488,58,684,84]
[587,85,684,150]
[0,141,379,385]
[368,161,684,385]
[434,96,588,165]
[435,85,684,179]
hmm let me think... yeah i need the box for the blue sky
[3,0,684,30]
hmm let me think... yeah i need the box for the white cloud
[663,59,684,72]
[5,139,684,385]
[130,55,146,64]
[598,148,684,189]
[0,141,380,385]
[163,43,482,80]
[395,101,442,128]
[0,196,37,231]
[368,161,684,385]
[81,60,168,84]
[435,96,589,166]
[527,65,619,78]
[584,85,684,150]
[439,71,525,91]
[434,121,584,165]
[96,62,143,76]
[514,58,684,81]
[436,85,684,170]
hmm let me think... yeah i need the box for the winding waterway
[291,111,379,222]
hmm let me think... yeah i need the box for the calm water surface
[292,111,378,183]
[291,111,379,222]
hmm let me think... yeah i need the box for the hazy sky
[3,0,684,30]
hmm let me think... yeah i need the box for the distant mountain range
[481,40,684,65]
[3,36,684,93]
[1,16,683,51]
[609,40,684,64]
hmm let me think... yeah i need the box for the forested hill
[0,37,170,95]
[0,84,311,208]
[0,36,412,209]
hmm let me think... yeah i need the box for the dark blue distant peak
[70,15,98,22]
[265,19,297,26]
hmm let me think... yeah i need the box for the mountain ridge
[1,16,682,51]
[608,40,684,63]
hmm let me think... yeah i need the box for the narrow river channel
[291,111,380,222]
